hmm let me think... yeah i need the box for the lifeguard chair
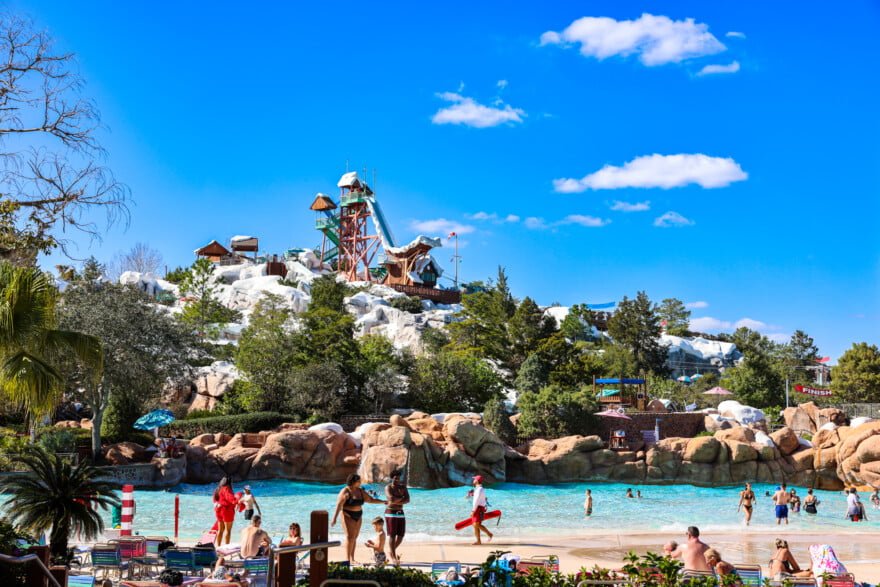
[609,429,628,450]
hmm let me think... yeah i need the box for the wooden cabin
[230,236,259,260]
[195,240,231,262]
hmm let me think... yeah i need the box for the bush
[390,295,423,314]
[297,563,434,586]
[516,385,599,440]
[0,520,36,585]
[37,428,77,453]
[102,430,156,447]
[0,428,27,471]
[163,412,297,438]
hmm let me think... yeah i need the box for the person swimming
[804,489,819,515]
[625,488,635,498]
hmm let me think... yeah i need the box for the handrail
[0,552,63,587]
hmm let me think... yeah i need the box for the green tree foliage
[390,295,423,314]
[657,298,691,336]
[407,351,502,413]
[309,274,348,312]
[285,362,347,421]
[360,335,411,413]
[0,446,120,561]
[559,304,595,342]
[516,385,599,439]
[832,342,880,402]
[179,258,241,337]
[507,296,556,370]
[448,267,516,363]
[58,271,197,456]
[420,326,450,355]
[0,262,103,424]
[163,265,191,284]
[515,353,549,395]
[607,291,667,375]
[482,397,517,446]
[721,355,784,409]
[598,342,639,380]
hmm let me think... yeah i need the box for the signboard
[794,384,832,397]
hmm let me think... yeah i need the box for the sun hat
[473,475,483,484]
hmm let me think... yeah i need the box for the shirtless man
[773,484,791,525]
[738,482,756,525]
[670,526,712,572]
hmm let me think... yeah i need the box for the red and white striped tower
[120,484,135,536]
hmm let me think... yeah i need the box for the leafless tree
[106,242,163,280]
[0,13,129,265]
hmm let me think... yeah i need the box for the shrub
[296,563,434,586]
[37,428,77,453]
[483,398,517,446]
[0,428,27,471]
[0,519,36,584]
[163,412,297,438]
[390,295,423,314]
[516,385,599,439]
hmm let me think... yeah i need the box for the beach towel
[809,544,847,578]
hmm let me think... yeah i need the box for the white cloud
[540,13,726,66]
[467,211,520,224]
[725,31,746,39]
[432,91,525,128]
[685,300,709,309]
[524,217,548,230]
[697,61,740,76]
[560,214,611,227]
[689,315,785,338]
[497,79,508,89]
[410,218,475,236]
[653,211,694,227]
[734,317,767,330]
[554,153,748,192]
[610,200,651,212]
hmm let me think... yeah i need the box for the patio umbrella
[133,409,175,435]
[703,387,733,396]
[595,409,632,420]
[676,375,692,383]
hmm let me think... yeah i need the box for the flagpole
[449,232,460,288]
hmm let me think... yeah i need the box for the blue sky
[19,1,880,362]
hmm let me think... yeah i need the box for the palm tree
[0,446,120,561]
[0,262,103,424]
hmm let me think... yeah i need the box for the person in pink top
[213,477,239,546]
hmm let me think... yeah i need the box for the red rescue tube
[455,509,502,530]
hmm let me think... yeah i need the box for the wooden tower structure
[310,193,338,267]
[336,172,381,282]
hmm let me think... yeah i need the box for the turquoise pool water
[115,481,877,542]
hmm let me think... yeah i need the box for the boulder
[104,442,147,465]
[610,461,646,482]
[789,449,814,472]
[730,460,758,483]
[684,437,720,464]
[190,433,216,449]
[818,408,847,428]
[715,428,756,444]
[726,440,758,463]
[770,427,800,456]
[188,361,239,412]
[389,414,412,430]
[783,403,820,433]
[678,461,714,484]
[80,419,93,429]
[248,430,357,483]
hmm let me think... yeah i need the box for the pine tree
[607,291,667,375]
[657,298,691,336]
[832,343,880,402]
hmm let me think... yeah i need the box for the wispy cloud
[540,13,726,66]
[554,153,748,192]
[725,31,746,39]
[432,91,525,128]
[467,211,520,224]
[697,61,740,76]
[689,315,786,339]
[653,211,694,227]
[497,79,508,89]
[610,200,651,212]
[410,218,475,235]
[685,300,709,309]
[559,214,611,227]
[524,217,548,230]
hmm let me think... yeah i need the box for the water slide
[365,196,397,250]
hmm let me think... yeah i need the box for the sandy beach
[324,530,880,583]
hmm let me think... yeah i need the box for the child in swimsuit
[364,517,387,566]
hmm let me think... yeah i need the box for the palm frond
[43,329,104,381]
[0,350,64,414]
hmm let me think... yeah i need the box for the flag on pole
[448,231,457,238]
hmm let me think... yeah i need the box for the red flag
[448,231,457,238]
[816,357,830,363]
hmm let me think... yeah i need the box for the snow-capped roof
[337,171,360,188]
[230,235,255,242]
[385,235,442,256]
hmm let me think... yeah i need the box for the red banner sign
[794,384,832,397]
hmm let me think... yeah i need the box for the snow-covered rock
[754,430,776,447]
[544,306,569,327]
[662,335,741,377]
[215,275,309,313]
[718,400,766,425]
[120,271,163,296]
[850,417,875,429]
[308,422,344,434]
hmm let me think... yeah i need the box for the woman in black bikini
[332,474,386,565]
[804,489,819,514]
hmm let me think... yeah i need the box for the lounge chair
[734,564,763,587]
[192,546,218,575]
[431,560,464,585]
[91,543,130,581]
[244,556,271,587]
[680,569,717,584]
[825,574,857,587]
[163,547,198,575]
[67,574,96,586]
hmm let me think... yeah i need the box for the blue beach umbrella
[133,409,175,432]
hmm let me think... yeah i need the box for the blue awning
[595,378,646,385]
[587,302,616,310]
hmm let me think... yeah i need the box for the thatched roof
[310,193,337,211]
